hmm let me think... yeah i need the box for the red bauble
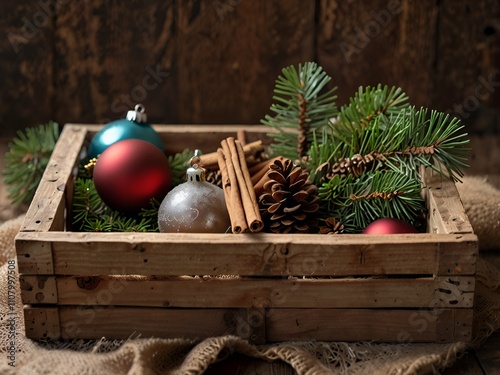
[93,139,171,212]
[362,218,417,234]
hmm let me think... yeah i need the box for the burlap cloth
[1,176,499,375]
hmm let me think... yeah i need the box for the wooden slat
[18,125,88,233]
[22,306,473,343]
[436,239,478,276]
[29,276,474,309]
[435,308,473,343]
[474,332,500,374]
[23,306,60,340]
[432,0,500,125]
[19,275,58,304]
[425,169,474,235]
[15,231,478,277]
[266,308,473,343]
[16,240,54,274]
[316,0,438,110]
[53,307,260,342]
[54,1,178,126]
[0,1,55,136]
[175,0,314,125]
[80,123,274,155]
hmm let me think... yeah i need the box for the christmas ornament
[362,218,417,234]
[258,158,320,234]
[88,104,164,159]
[93,139,171,212]
[158,151,230,233]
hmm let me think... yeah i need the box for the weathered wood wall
[1,0,499,136]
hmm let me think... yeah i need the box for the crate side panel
[83,124,273,155]
[19,125,87,233]
[435,308,474,343]
[14,232,478,277]
[19,275,58,304]
[23,307,61,340]
[266,308,460,343]
[424,169,474,235]
[16,240,54,275]
[434,276,475,309]
[53,276,475,309]
[55,307,256,341]
[437,239,478,276]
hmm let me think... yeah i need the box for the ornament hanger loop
[134,104,145,113]
[189,149,203,167]
[127,104,147,123]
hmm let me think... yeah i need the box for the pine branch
[168,148,193,187]
[3,121,60,206]
[330,85,409,149]
[72,177,160,232]
[261,62,338,163]
[311,106,469,183]
[319,169,425,232]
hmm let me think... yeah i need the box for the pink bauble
[362,218,417,234]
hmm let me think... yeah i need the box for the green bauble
[88,104,164,159]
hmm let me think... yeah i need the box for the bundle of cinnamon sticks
[217,137,264,234]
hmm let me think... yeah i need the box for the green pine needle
[168,148,193,187]
[3,121,60,206]
[72,176,161,232]
[263,68,470,233]
[261,62,338,163]
[319,169,425,232]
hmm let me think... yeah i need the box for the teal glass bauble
[88,104,164,159]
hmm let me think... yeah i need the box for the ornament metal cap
[126,104,147,123]
[187,149,206,182]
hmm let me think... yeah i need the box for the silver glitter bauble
[158,163,230,233]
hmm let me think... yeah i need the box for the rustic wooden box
[15,124,478,344]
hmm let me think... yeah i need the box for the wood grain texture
[15,231,477,277]
[174,0,314,125]
[17,125,87,232]
[474,332,500,374]
[1,1,499,135]
[0,1,55,135]
[424,169,474,235]
[21,275,474,309]
[316,0,438,109]
[22,305,473,343]
[54,1,177,125]
[433,0,500,134]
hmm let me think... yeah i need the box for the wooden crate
[15,124,478,344]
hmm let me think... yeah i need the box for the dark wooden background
[1,0,499,136]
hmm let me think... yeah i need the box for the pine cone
[205,169,222,188]
[258,158,320,234]
[318,217,344,234]
[329,152,381,179]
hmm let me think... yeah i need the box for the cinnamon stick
[237,129,247,146]
[219,137,263,233]
[201,140,264,170]
[235,139,264,232]
[217,148,248,234]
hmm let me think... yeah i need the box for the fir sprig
[72,177,160,232]
[311,105,469,184]
[261,62,338,163]
[3,122,60,206]
[168,148,193,186]
[319,169,425,232]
